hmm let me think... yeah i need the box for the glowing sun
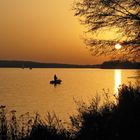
[115,43,122,50]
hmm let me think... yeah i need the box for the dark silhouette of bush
[70,84,140,139]
[0,110,71,140]
[23,112,71,140]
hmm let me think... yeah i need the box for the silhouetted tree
[73,0,140,60]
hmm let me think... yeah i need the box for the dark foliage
[71,84,140,139]
[73,0,140,60]
[101,60,140,69]
[0,111,71,140]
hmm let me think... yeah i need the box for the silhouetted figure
[50,74,62,86]
[54,74,58,81]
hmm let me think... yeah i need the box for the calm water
[0,68,139,121]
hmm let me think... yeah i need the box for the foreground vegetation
[0,84,140,140]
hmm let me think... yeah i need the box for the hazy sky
[0,0,107,64]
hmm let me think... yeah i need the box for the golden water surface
[0,68,139,121]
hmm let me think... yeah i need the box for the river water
[0,68,139,121]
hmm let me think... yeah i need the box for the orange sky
[0,0,108,64]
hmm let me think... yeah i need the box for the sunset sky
[0,0,109,64]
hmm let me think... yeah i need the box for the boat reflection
[114,70,122,95]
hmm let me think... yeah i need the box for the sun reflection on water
[114,70,122,95]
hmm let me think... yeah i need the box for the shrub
[71,84,140,139]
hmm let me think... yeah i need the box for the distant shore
[0,60,100,68]
[0,60,139,69]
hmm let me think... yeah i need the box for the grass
[0,84,140,140]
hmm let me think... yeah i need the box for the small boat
[50,79,62,84]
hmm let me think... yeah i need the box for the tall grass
[0,108,71,140]
[0,84,140,140]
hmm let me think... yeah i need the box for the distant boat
[22,64,25,69]
[50,79,62,84]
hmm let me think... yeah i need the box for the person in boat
[54,74,58,81]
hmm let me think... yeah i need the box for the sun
[115,43,122,50]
